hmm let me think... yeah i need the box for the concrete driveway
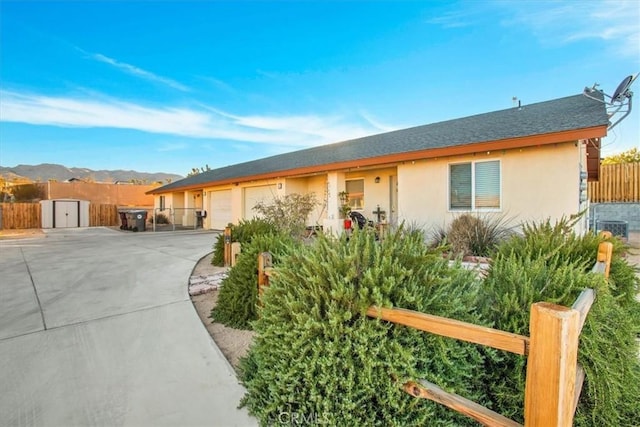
[0,227,256,427]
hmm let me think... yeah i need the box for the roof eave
[147,125,608,195]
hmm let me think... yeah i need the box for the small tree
[252,193,318,237]
[187,164,212,177]
[601,147,640,164]
[12,184,44,202]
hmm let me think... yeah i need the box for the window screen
[346,179,364,209]
[449,160,500,210]
[450,163,472,210]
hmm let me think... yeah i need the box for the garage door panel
[210,190,232,230]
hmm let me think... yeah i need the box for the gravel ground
[190,252,254,370]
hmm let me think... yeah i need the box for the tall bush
[212,218,277,266]
[496,217,639,306]
[240,228,488,425]
[210,232,296,330]
[252,193,318,238]
[439,213,515,257]
[479,218,640,425]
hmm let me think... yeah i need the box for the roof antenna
[583,73,638,130]
[512,96,522,110]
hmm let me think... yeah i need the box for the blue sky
[1,1,638,177]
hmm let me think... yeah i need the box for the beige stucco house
[148,93,608,234]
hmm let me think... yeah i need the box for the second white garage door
[210,190,232,230]
[243,185,277,220]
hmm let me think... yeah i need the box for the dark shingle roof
[153,93,608,193]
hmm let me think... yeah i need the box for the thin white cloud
[157,142,189,152]
[358,110,398,133]
[200,76,237,94]
[501,0,640,58]
[425,9,478,29]
[0,90,389,148]
[88,52,190,92]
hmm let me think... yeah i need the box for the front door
[389,175,398,226]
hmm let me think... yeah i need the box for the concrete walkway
[0,227,256,427]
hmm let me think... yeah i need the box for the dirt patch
[0,228,45,240]
[190,252,254,370]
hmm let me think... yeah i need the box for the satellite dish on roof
[611,74,637,103]
[583,73,638,130]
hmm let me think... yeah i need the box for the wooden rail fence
[256,236,614,427]
[588,162,640,202]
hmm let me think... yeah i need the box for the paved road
[0,227,256,427]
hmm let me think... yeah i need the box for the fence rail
[0,203,41,229]
[589,162,640,202]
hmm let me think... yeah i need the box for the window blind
[475,160,500,208]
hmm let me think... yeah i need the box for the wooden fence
[89,204,119,227]
[0,203,41,229]
[256,237,614,427]
[588,162,640,202]
[0,202,120,229]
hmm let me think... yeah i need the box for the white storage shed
[40,199,90,228]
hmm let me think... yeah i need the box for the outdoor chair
[349,211,374,230]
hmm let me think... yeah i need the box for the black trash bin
[196,210,205,228]
[130,210,147,232]
[119,211,129,230]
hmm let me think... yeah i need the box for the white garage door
[53,200,80,228]
[243,185,277,219]
[210,190,232,230]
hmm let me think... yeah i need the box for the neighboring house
[148,93,608,234]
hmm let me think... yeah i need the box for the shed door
[210,190,232,230]
[243,185,277,219]
[53,200,80,228]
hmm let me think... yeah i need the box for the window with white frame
[346,179,364,210]
[449,160,501,211]
[159,195,166,211]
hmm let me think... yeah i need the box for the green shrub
[479,218,640,425]
[150,213,170,224]
[497,217,639,306]
[212,219,277,266]
[240,228,488,426]
[11,183,44,201]
[252,193,318,238]
[211,232,297,330]
[212,229,228,266]
[442,213,515,257]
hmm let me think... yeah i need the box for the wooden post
[598,230,612,240]
[524,302,581,427]
[596,241,613,279]
[223,226,232,267]
[231,242,241,267]
[257,252,272,304]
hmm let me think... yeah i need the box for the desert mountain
[0,163,183,184]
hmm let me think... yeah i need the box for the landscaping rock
[189,272,228,296]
